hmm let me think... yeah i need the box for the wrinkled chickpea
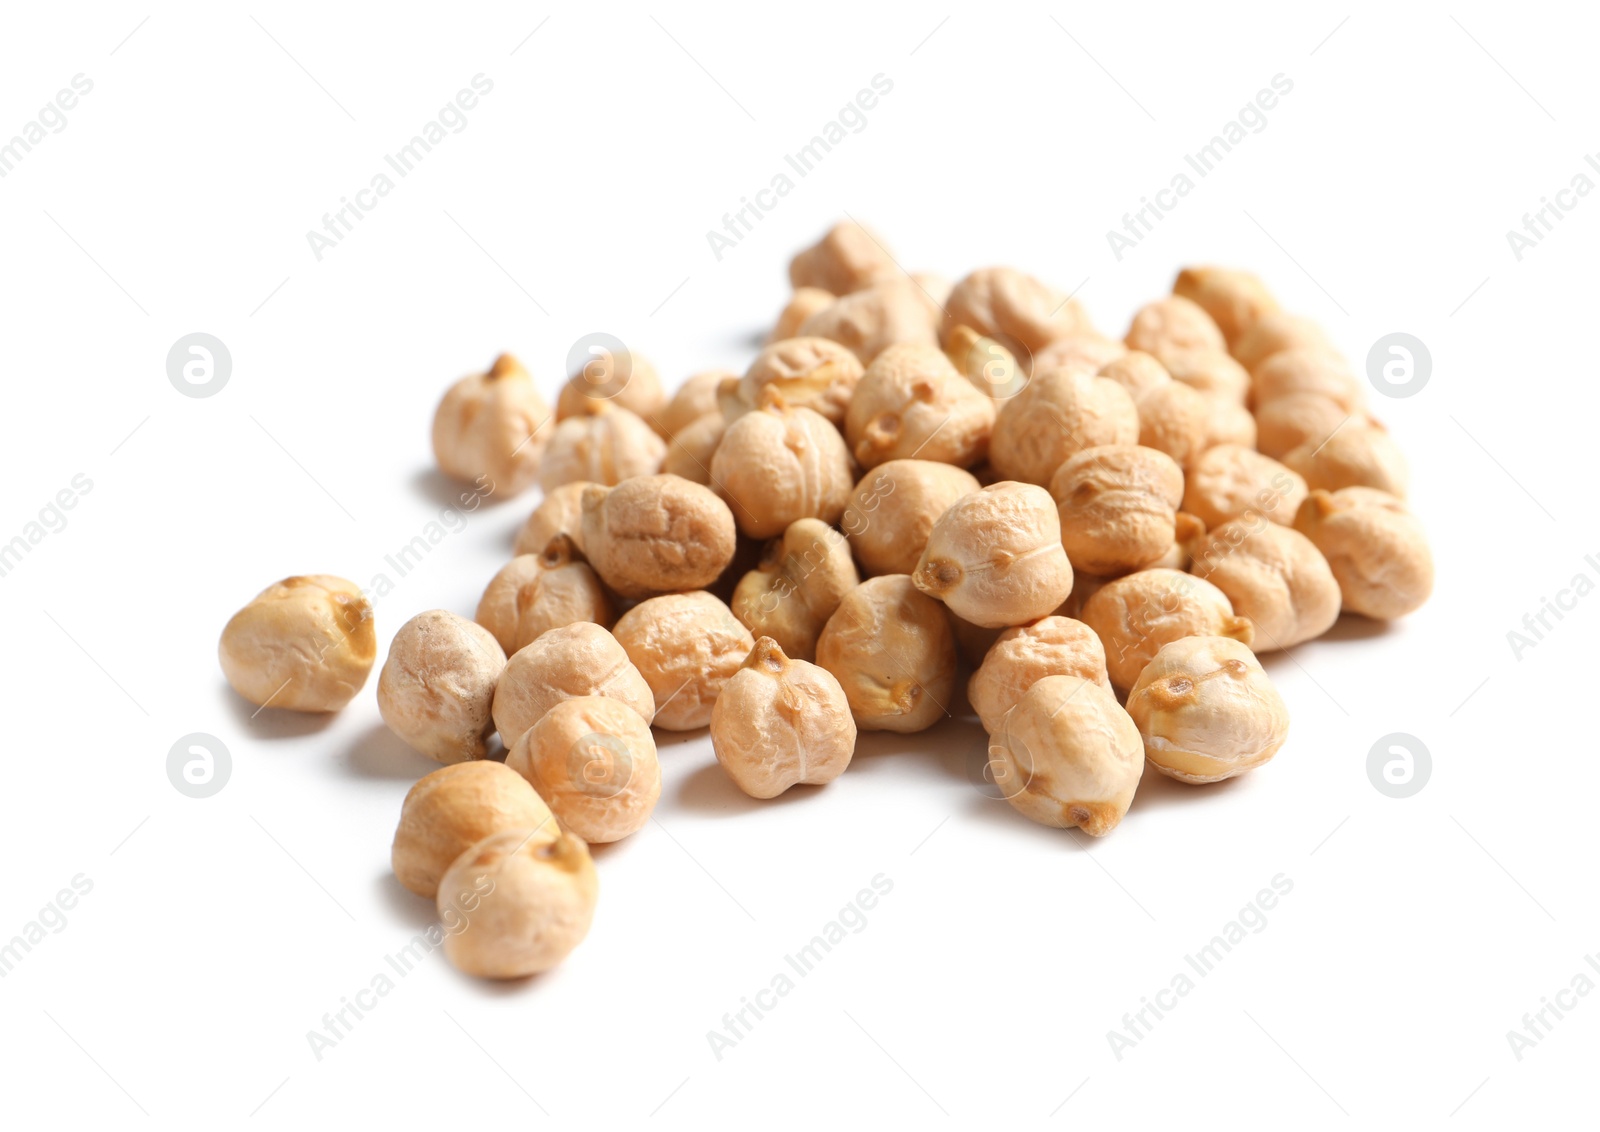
[662,412,726,485]
[1098,350,1171,402]
[611,591,754,731]
[556,348,664,422]
[491,621,654,748]
[1231,311,1333,374]
[219,575,375,712]
[710,392,855,539]
[798,278,940,364]
[845,343,995,469]
[1126,636,1289,784]
[1283,422,1409,497]
[989,368,1139,486]
[789,220,897,295]
[392,761,555,898]
[432,353,552,497]
[914,482,1074,628]
[1132,380,1210,469]
[1182,444,1308,530]
[841,459,981,576]
[475,538,613,656]
[711,638,857,799]
[1250,348,1363,411]
[1202,395,1259,450]
[581,475,739,597]
[738,337,865,425]
[945,325,1027,401]
[507,696,662,843]
[1190,520,1341,650]
[816,575,957,733]
[968,616,1111,734]
[772,287,836,343]
[378,610,507,764]
[942,266,1091,360]
[539,400,665,492]
[1173,267,1279,349]
[1156,347,1251,404]
[1124,295,1226,358]
[656,370,735,439]
[1254,393,1368,460]
[731,519,858,661]
[1049,445,1185,575]
[1081,568,1254,693]
[513,481,590,558]
[1294,487,1434,619]
[1030,332,1128,376]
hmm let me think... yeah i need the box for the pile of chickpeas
[217,221,1434,979]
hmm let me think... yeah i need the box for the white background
[0,1,1592,1127]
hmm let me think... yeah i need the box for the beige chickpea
[1202,395,1258,450]
[513,481,590,558]
[1251,348,1363,411]
[1124,295,1226,358]
[219,575,375,712]
[1081,569,1254,693]
[1190,519,1341,650]
[841,459,981,576]
[771,287,836,343]
[1232,311,1333,374]
[1030,332,1128,376]
[392,761,556,898]
[942,266,1091,360]
[988,675,1142,836]
[556,348,664,422]
[912,270,953,309]
[662,412,726,485]
[1173,266,1279,349]
[798,279,940,364]
[1253,393,1357,459]
[1050,445,1185,575]
[989,368,1139,486]
[968,616,1111,734]
[491,622,654,748]
[914,482,1074,628]
[845,343,995,470]
[1294,487,1434,619]
[1098,350,1171,403]
[709,393,854,539]
[816,575,957,733]
[731,519,859,661]
[1133,380,1210,468]
[1182,444,1308,530]
[437,829,597,978]
[581,475,739,597]
[508,696,661,842]
[655,370,735,439]
[432,354,553,497]
[539,400,665,492]
[739,337,865,425]
[1156,347,1251,404]
[611,591,754,731]
[1126,636,1288,784]
[378,610,507,764]
[475,539,613,656]
[945,325,1027,402]
[789,220,897,294]
[711,638,857,799]
[1283,422,1409,497]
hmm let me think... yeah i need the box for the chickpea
[1133,380,1210,468]
[1124,295,1226,357]
[218,575,375,712]
[507,695,661,843]
[556,348,664,422]
[1080,569,1254,693]
[1050,445,1185,575]
[1231,311,1333,374]
[661,412,726,485]
[539,400,665,492]
[581,475,739,598]
[913,271,953,309]
[840,460,979,577]
[968,616,1111,734]
[1182,444,1309,530]
[816,575,957,733]
[988,675,1142,836]
[611,591,755,730]
[1294,487,1434,619]
[989,368,1139,486]
[739,337,865,425]
[1283,422,1409,497]
[1030,332,1128,376]
[731,519,859,661]
[378,610,507,764]
[437,829,597,978]
[1098,350,1171,403]
[513,481,590,558]
[1172,266,1279,349]
[655,370,735,439]
[391,761,555,898]
[475,538,613,656]
[942,266,1091,360]
[1156,347,1251,403]
[432,353,553,497]
[1126,636,1288,784]
[709,392,854,538]
[771,287,836,343]
[1190,519,1341,650]
[1253,393,1349,459]
[491,622,654,748]
[1202,395,1258,450]
[945,326,1027,402]
[789,220,897,295]
[711,638,857,798]
[913,482,1074,628]
[798,279,940,364]
[1251,348,1363,411]
[845,343,995,470]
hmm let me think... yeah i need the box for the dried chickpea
[710,392,854,538]
[507,696,661,843]
[771,287,836,343]
[656,370,735,439]
[1232,311,1333,374]
[611,591,754,730]
[816,575,957,733]
[845,343,995,470]
[1182,444,1308,530]
[475,539,612,656]
[739,337,865,425]
[1126,636,1288,784]
[968,616,1111,734]
[378,610,507,764]
[513,481,590,558]
[392,761,555,898]
[491,622,654,748]
[1124,296,1226,357]
[1049,445,1185,575]
[437,829,597,978]
[581,475,739,597]
[556,348,664,422]
[1251,348,1363,410]
[798,278,940,364]
[913,482,1074,628]
[841,460,980,577]
[789,220,897,295]
[1283,422,1409,497]
[1080,569,1254,693]
[945,326,1027,402]
[1254,393,1367,460]
[912,271,953,310]
[1156,347,1251,403]
[988,675,1142,836]
[1190,519,1341,650]
[1202,395,1258,450]
[989,368,1139,486]
[1098,350,1171,403]
[1030,332,1128,375]
[711,638,857,799]
[1133,380,1210,468]
[1294,487,1434,619]
[662,412,726,485]
[539,400,665,492]
[942,266,1090,359]
[432,353,552,496]
[731,519,858,661]
[1173,266,1279,349]
[218,575,375,712]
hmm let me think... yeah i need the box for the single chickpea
[816,575,957,733]
[491,621,654,749]
[611,591,755,731]
[789,220,898,295]
[968,615,1111,734]
[1202,394,1258,450]
[1251,348,1363,411]
[1124,295,1226,358]
[841,460,980,577]
[475,538,613,656]
[556,348,664,422]
[432,353,553,497]
[1155,347,1251,404]
[798,279,941,364]
[945,325,1027,402]
[1173,266,1279,350]
[539,399,665,492]
[437,829,597,979]
[1253,393,1356,459]
[1029,332,1128,376]
[739,337,865,425]
[655,370,736,439]
[1283,422,1409,497]
[1231,311,1333,374]
[378,610,507,764]
[1080,568,1254,693]
[988,675,1143,836]
[913,482,1074,628]
[711,638,857,799]
[1294,487,1434,619]
[731,519,859,661]
[771,287,836,343]
[391,761,556,898]
[989,368,1139,486]
[1182,444,1309,530]
[661,412,726,485]
[845,343,996,470]
[506,696,661,843]
[1190,519,1341,650]
[1133,380,1210,468]
[219,575,375,712]
[1098,350,1171,403]
[942,266,1091,360]
[1050,445,1186,575]
[513,481,590,558]
[709,391,855,538]
[581,475,739,598]
[1126,636,1288,784]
